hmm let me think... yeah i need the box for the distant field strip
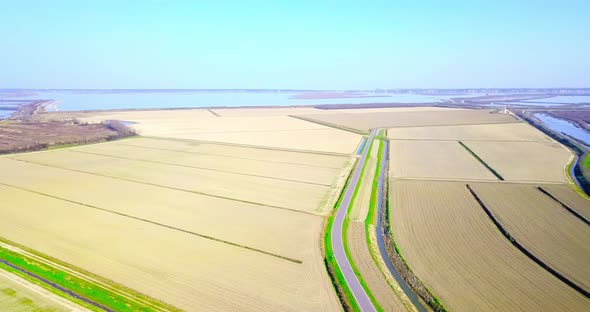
[469,183,590,296]
[390,180,589,311]
[538,186,590,225]
[0,182,302,264]
[387,123,550,141]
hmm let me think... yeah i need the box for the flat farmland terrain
[69,140,349,186]
[0,185,340,311]
[471,182,590,292]
[0,270,83,312]
[9,148,339,213]
[349,140,380,221]
[463,141,572,182]
[117,137,352,168]
[541,184,590,220]
[387,122,550,141]
[47,110,362,154]
[390,179,589,311]
[389,140,497,181]
[295,109,517,132]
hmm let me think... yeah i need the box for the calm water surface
[524,96,590,104]
[535,113,590,148]
[17,91,480,111]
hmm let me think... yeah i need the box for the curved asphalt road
[331,129,377,312]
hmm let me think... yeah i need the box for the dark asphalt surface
[331,129,377,312]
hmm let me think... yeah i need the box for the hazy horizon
[2,1,589,89]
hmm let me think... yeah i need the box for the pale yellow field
[48,109,362,154]
[0,270,84,312]
[463,141,572,182]
[471,182,590,292]
[346,223,407,311]
[165,128,361,154]
[387,122,550,141]
[295,109,517,132]
[0,185,340,312]
[117,137,352,168]
[389,140,497,181]
[541,184,590,220]
[69,141,348,186]
[390,179,589,311]
[9,149,334,213]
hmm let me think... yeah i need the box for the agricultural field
[387,122,550,141]
[541,184,590,220]
[8,146,343,213]
[389,140,498,181]
[295,108,517,132]
[42,109,362,154]
[0,125,357,311]
[462,140,572,182]
[0,270,84,312]
[389,179,589,311]
[470,182,590,292]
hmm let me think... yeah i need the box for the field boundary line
[466,184,590,298]
[67,150,332,187]
[206,109,220,117]
[142,135,353,157]
[288,115,368,135]
[387,138,549,143]
[112,142,344,169]
[458,141,504,180]
[152,128,330,135]
[0,182,303,264]
[537,187,590,226]
[6,158,318,216]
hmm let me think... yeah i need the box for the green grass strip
[458,141,504,180]
[0,243,177,311]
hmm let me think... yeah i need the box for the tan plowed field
[346,222,407,311]
[541,184,590,220]
[9,149,335,213]
[389,140,497,181]
[0,186,340,312]
[471,182,590,292]
[387,122,550,141]
[462,141,572,182]
[295,109,517,132]
[46,109,362,154]
[390,179,589,311]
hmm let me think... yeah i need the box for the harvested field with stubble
[387,122,550,141]
[0,185,340,311]
[463,140,572,182]
[43,109,362,154]
[389,140,497,181]
[390,179,589,311]
[470,182,590,292]
[9,148,336,213]
[541,184,590,220]
[295,109,517,132]
[0,123,356,311]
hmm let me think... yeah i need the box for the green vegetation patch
[0,244,177,312]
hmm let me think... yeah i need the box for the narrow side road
[331,129,377,312]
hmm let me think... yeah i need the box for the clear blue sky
[1,1,589,89]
